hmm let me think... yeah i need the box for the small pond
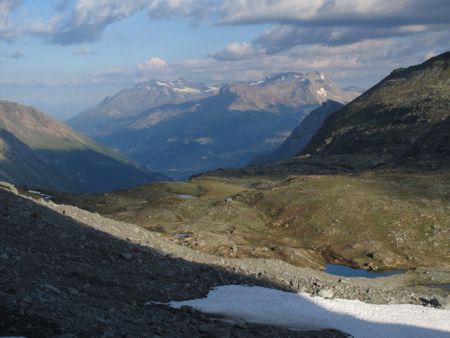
[325,264,405,279]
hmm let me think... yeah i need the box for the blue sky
[0,0,449,120]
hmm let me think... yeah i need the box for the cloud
[260,24,433,52]
[48,0,149,45]
[138,57,169,71]
[0,0,21,39]
[218,0,450,27]
[128,30,448,89]
[217,0,450,53]
[47,0,219,45]
[1,0,448,93]
[73,46,97,55]
[209,42,263,61]
[0,0,61,41]
[1,0,448,48]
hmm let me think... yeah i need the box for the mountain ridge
[0,100,167,192]
[303,52,450,162]
[68,78,216,137]
[198,51,450,178]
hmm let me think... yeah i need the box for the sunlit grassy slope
[56,171,450,270]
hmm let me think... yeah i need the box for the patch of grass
[56,172,450,270]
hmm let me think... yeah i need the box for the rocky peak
[218,72,360,112]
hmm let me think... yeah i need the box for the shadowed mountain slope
[0,101,167,192]
[304,52,450,162]
[249,100,344,165]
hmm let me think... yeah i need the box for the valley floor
[54,171,450,273]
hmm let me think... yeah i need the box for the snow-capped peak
[172,87,202,94]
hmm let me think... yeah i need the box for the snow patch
[207,86,219,92]
[173,87,202,94]
[249,80,264,86]
[156,81,171,87]
[169,285,450,338]
[317,87,327,97]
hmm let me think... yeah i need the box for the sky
[0,0,449,120]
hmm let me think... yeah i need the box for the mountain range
[69,72,360,179]
[68,78,217,138]
[204,51,450,177]
[0,101,166,192]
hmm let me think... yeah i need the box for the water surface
[325,264,405,279]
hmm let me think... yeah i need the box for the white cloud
[1,0,448,93]
[47,0,219,45]
[48,0,149,45]
[1,0,448,48]
[209,42,263,61]
[128,30,448,89]
[0,0,21,39]
[138,57,169,70]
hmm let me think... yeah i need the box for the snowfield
[169,285,450,338]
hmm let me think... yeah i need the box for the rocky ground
[0,182,346,338]
[1,181,449,337]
